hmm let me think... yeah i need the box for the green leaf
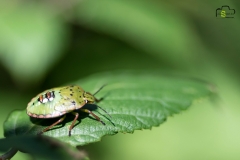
[4,71,215,146]
[0,136,89,160]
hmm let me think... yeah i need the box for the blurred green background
[0,0,240,159]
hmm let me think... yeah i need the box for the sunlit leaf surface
[4,71,214,146]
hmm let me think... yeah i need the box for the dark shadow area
[29,104,114,133]
[42,24,174,89]
[0,63,16,90]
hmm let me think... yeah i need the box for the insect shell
[27,85,93,118]
[27,85,108,136]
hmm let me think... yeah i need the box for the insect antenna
[97,105,112,118]
[93,84,111,118]
[93,84,107,96]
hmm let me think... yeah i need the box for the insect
[27,85,110,136]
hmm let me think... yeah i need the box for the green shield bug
[27,85,110,136]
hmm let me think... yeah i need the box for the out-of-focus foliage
[0,135,89,160]
[0,0,239,159]
[0,1,68,88]
[75,0,198,63]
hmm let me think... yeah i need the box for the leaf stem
[0,148,18,160]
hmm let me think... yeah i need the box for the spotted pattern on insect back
[26,85,93,118]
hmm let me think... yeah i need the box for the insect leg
[38,115,66,135]
[94,96,111,118]
[69,112,79,136]
[80,109,106,125]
